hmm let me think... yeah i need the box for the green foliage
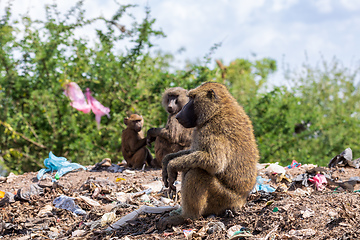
[1,1,359,175]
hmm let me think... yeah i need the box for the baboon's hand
[167,164,178,192]
[147,128,158,137]
[162,161,169,188]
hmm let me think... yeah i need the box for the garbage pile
[0,149,360,239]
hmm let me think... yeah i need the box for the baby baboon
[121,114,153,169]
[158,82,259,229]
[147,87,193,167]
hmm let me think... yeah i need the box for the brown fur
[147,87,193,167]
[158,82,259,229]
[121,114,153,169]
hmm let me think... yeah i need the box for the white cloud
[311,0,333,13]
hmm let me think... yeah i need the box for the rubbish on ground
[116,177,126,182]
[206,221,226,234]
[116,192,132,203]
[285,160,301,169]
[301,209,314,218]
[53,195,86,216]
[276,173,292,183]
[273,207,279,212]
[328,211,337,218]
[78,195,101,207]
[227,225,246,238]
[183,229,195,238]
[308,173,327,191]
[0,191,15,207]
[107,205,179,231]
[123,169,136,174]
[291,173,310,187]
[71,230,86,238]
[37,204,53,217]
[328,148,359,168]
[160,197,172,204]
[265,162,286,174]
[228,225,253,239]
[17,183,44,201]
[6,172,17,183]
[139,194,150,202]
[101,212,116,226]
[0,191,4,198]
[327,178,357,192]
[253,176,276,193]
[142,180,163,193]
[276,183,288,192]
[37,151,86,181]
[0,176,6,183]
[285,228,316,238]
[81,178,117,194]
[107,164,124,173]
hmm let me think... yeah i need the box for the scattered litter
[285,159,301,169]
[0,191,15,207]
[328,148,359,168]
[292,173,310,187]
[265,162,286,174]
[37,151,86,181]
[37,204,53,217]
[308,173,327,191]
[206,221,226,234]
[183,229,195,238]
[17,184,44,201]
[6,172,17,183]
[285,228,316,238]
[78,195,101,207]
[253,176,276,193]
[53,195,86,216]
[107,205,179,230]
[123,169,136,174]
[101,212,116,226]
[301,209,314,218]
[71,229,86,238]
[142,180,163,193]
[116,177,126,182]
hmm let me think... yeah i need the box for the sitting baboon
[158,82,259,229]
[121,114,153,169]
[147,87,193,168]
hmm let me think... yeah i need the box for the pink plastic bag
[86,88,110,128]
[64,83,110,128]
[309,173,327,191]
[64,82,91,113]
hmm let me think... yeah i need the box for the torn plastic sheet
[37,151,86,181]
[106,205,179,231]
[64,82,110,128]
[328,148,359,169]
[308,173,327,191]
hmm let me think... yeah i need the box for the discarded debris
[37,151,86,181]
[328,148,360,168]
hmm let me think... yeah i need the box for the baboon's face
[124,115,143,132]
[166,95,181,114]
[176,98,197,128]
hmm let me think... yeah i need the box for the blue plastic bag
[37,151,86,180]
[254,176,276,193]
[53,195,86,215]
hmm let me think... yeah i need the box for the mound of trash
[0,149,360,239]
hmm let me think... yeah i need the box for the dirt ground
[0,160,360,240]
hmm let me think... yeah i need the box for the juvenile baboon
[158,82,259,229]
[121,114,153,169]
[147,87,193,167]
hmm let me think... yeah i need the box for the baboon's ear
[207,89,217,100]
[124,117,129,125]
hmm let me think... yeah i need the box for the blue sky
[2,0,360,84]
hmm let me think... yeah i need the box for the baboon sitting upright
[147,87,193,167]
[121,114,153,169]
[158,82,259,229]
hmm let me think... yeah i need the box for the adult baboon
[147,87,193,167]
[158,82,259,229]
[121,114,153,169]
